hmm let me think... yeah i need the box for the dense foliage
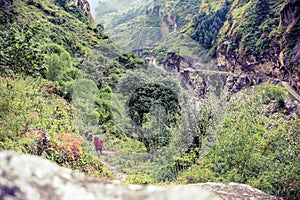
[0,0,106,58]
[219,0,279,56]
[177,84,300,199]
[128,83,180,151]
[0,76,110,177]
[0,0,147,179]
[191,1,231,49]
[128,83,180,126]
[0,23,47,76]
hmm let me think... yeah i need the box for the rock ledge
[0,151,282,200]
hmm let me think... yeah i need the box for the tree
[42,43,72,82]
[191,2,231,49]
[128,83,180,151]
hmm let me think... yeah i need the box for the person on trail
[94,135,103,158]
[37,129,51,156]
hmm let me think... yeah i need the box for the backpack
[95,140,103,148]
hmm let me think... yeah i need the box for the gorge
[0,0,299,199]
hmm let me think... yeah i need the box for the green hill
[0,0,144,179]
[1,0,299,199]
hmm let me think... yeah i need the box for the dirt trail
[150,58,236,75]
[282,81,300,102]
[101,150,127,184]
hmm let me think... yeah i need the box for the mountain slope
[1,0,105,59]
[92,0,299,94]
[0,0,142,179]
[216,0,300,93]
[1,1,299,199]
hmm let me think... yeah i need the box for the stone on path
[0,151,282,200]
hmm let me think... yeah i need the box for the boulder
[0,151,282,200]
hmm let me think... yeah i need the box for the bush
[55,132,83,162]
[128,173,154,184]
[0,23,47,76]
[177,84,299,199]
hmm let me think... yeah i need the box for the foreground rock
[0,151,281,200]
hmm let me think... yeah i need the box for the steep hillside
[216,0,300,93]
[0,0,144,179]
[1,0,299,199]
[66,0,95,25]
[0,0,146,93]
[92,0,228,52]
[92,0,299,94]
[0,76,112,178]
[1,0,105,59]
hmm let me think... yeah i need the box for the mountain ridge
[92,0,299,94]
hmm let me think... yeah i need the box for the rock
[284,100,298,113]
[215,1,300,94]
[0,0,13,8]
[196,182,282,200]
[66,0,95,25]
[0,151,282,200]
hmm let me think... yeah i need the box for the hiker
[37,129,51,156]
[94,135,103,158]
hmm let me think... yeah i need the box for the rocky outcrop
[216,0,300,94]
[67,0,95,25]
[162,52,192,73]
[0,0,13,8]
[0,151,283,200]
[181,70,207,98]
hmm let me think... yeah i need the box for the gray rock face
[0,151,282,200]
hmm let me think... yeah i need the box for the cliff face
[85,0,299,96]
[67,0,95,25]
[216,0,300,93]
[141,0,300,95]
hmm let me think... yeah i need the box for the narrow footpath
[100,150,127,184]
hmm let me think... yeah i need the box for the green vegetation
[54,0,91,25]
[1,1,299,199]
[128,83,180,151]
[191,1,232,49]
[128,83,180,126]
[0,76,111,178]
[177,84,300,199]
[214,0,299,67]
[0,23,47,76]
[98,82,299,199]
[168,0,201,28]
[0,0,105,58]
[0,0,144,179]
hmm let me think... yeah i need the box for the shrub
[128,173,154,184]
[55,132,83,162]
[0,23,47,76]
[178,84,299,199]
